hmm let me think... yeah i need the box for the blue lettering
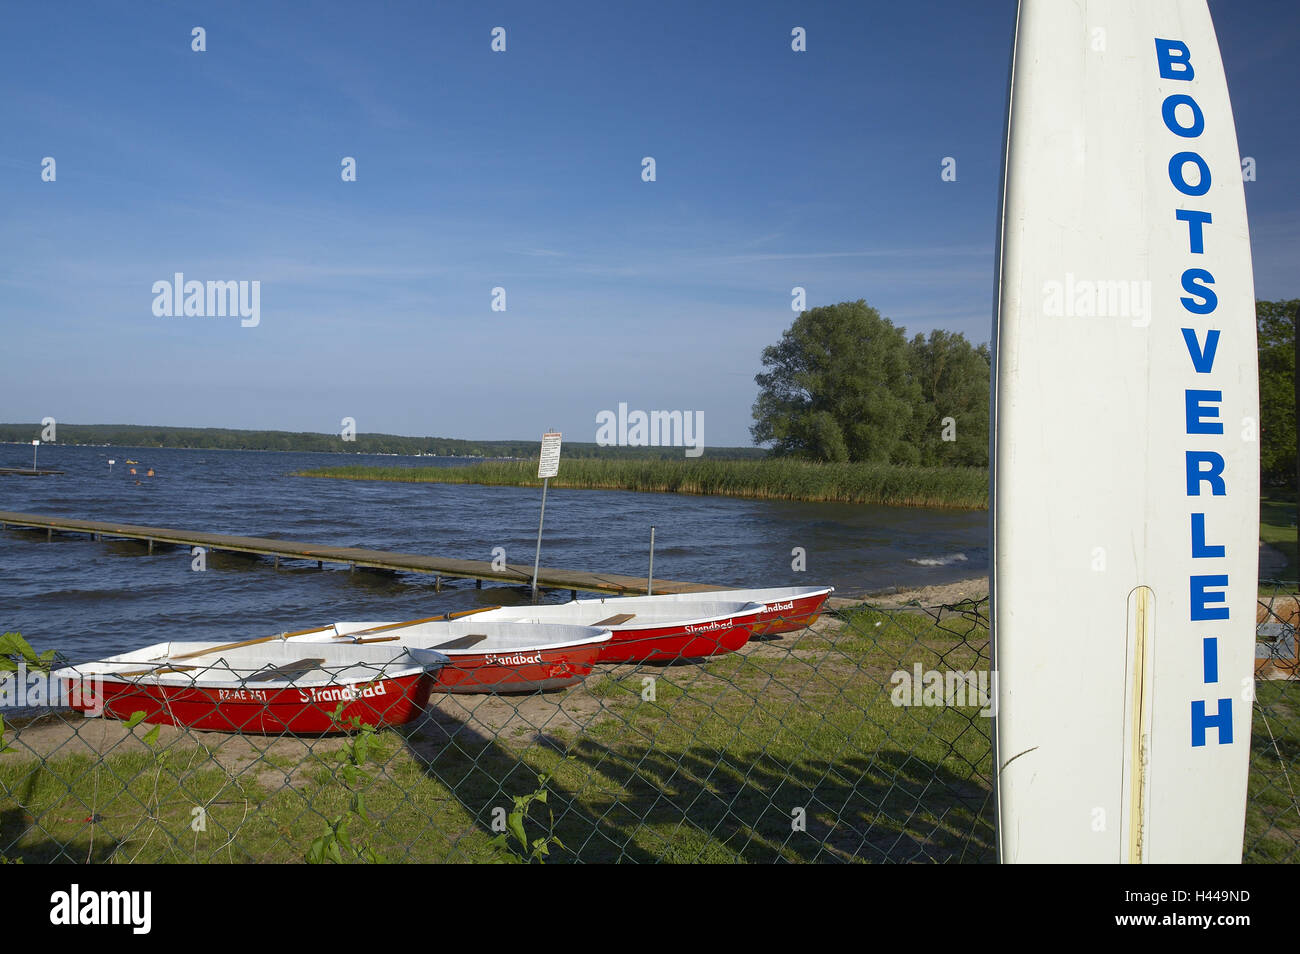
[1185,389,1223,434]
[1158,36,1238,756]
[1181,327,1220,372]
[1180,268,1218,314]
[1168,151,1212,197]
[1191,698,1233,746]
[1203,636,1220,683]
[1155,38,1195,81]
[1190,574,1230,620]
[1185,451,1226,495]
[1191,513,1226,558]
[1161,93,1205,138]
[1175,209,1212,254]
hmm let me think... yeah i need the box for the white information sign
[538,432,562,479]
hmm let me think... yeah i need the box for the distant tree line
[1258,298,1300,485]
[753,297,1300,482]
[0,423,766,460]
[751,300,989,467]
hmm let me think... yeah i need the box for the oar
[329,614,454,641]
[329,607,501,641]
[163,622,337,663]
[116,622,338,676]
[117,664,203,678]
[448,606,498,619]
[115,609,504,676]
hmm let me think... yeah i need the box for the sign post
[1284,306,1294,590]
[531,431,562,602]
[31,440,39,471]
[647,525,655,596]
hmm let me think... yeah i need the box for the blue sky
[2,0,1296,446]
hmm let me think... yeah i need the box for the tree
[751,300,922,463]
[1258,298,1300,485]
[908,330,991,466]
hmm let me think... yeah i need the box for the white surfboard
[991,0,1258,863]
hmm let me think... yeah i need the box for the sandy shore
[825,576,989,610]
[835,541,1289,611]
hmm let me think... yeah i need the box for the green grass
[296,458,990,510]
[0,731,518,863]
[1247,681,1300,863]
[1261,492,1298,585]
[3,599,1294,863]
[0,603,996,863]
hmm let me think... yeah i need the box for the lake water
[0,444,987,662]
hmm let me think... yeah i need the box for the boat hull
[55,640,446,734]
[751,591,833,635]
[595,587,834,636]
[61,671,435,734]
[318,620,612,693]
[433,643,604,693]
[595,616,755,663]
[474,602,764,663]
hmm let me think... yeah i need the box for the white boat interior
[320,620,611,654]
[595,586,833,607]
[54,640,444,689]
[474,600,763,629]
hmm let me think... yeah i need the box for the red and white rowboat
[54,641,447,734]
[472,600,765,663]
[629,586,835,635]
[306,620,611,693]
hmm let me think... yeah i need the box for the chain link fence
[1,587,1295,863]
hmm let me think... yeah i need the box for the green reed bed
[296,458,989,510]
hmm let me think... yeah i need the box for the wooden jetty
[0,510,723,597]
[0,467,64,476]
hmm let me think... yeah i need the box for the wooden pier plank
[0,511,724,597]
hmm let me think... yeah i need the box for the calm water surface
[0,444,987,661]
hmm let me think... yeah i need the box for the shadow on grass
[1,602,998,863]
[400,689,995,863]
[0,797,122,863]
[1261,494,1299,586]
[386,599,998,862]
[554,737,994,863]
